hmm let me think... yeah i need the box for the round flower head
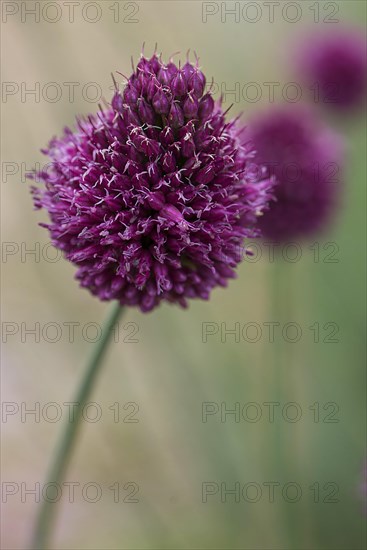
[31,50,274,312]
[296,27,367,110]
[248,105,343,242]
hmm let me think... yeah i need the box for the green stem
[30,301,123,550]
[271,257,297,549]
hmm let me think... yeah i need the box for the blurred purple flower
[31,51,274,312]
[248,105,343,242]
[297,27,367,111]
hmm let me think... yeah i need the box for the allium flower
[248,105,343,242]
[31,50,273,312]
[297,27,367,110]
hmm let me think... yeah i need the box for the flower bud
[147,191,165,210]
[162,151,176,173]
[137,98,156,124]
[195,162,216,185]
[188,68,206,98]
[160,126,174,146]
[171,71,187,97]
[198,94,214,120]
[183,93,199,118]
[123,85,139,106]
[158,66,171,86]
[152,88,170,115]
[181,134,195,158]
[112,92,124,112]
[168,102,184,128]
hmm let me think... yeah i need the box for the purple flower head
[248,105,343,242]
[31,50,274,312]
[296,27,367,111]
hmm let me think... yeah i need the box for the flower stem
[30,301,123,550]
[271,258,297,549]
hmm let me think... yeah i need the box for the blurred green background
[1,1,366,549]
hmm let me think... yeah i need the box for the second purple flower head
[249,105,344,242]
